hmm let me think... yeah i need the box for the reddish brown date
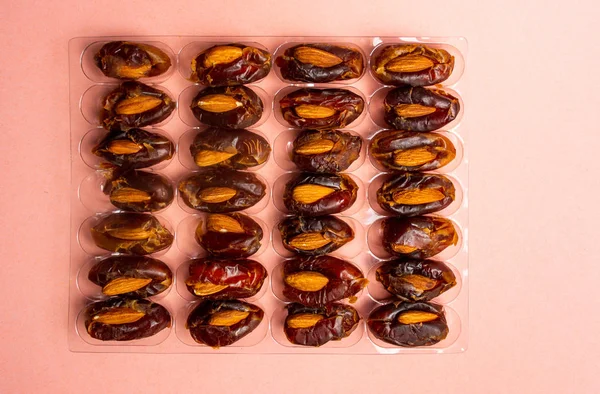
[282,255,367,306]
[186,300,264,348]
[278,215,354,255]
[94,41,172,79]
[376,259,456,301]
[190,44,271,86]
[369,130,456,172]
[371,44,454,86]
[190,86,263,129]
[381,216,458,259]
[103,169,174,212]
[367,301,448,347]
[291,129,362,173]
[195,213,263,258]
[185,258,267,299]
[384,86,460,132]
[84,297,171,341]
[178,169,266,213]
[101,81,175,130]
[284,302,360,347]
[283,173,358,216]
[280,88,364,130]
[88,255,173,297]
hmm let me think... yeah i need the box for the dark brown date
[88,255,173,297]
[185,258,267,299]
[371,44,454,86]
[103,169,174,212]
[195,213,263,258]
[291,129,362,173]
[90,213,174,255]
[190,44,271,86]
[369,130,456,172]
[84,297,171,341]
[384,86,460,132]
[276,43,364,83]
[367,301,448,347]
[282,255,367,306]
[186,300,264,348]
[94,41,172,79]
[283,173,358,216]
[284,302,360,347]
[376,259,456,301]
[377,173,455,216]
[381,216,458,259]
[100,81,175,130]
[178,169,266,213]
[279,88,364,130]
[190,86,263,129]
[190,127,271,169]
[278,215,354,255]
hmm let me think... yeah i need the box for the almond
[115,95,163,115]
[397,310,439,325]
[295,104,336,119]
[392,188,446,205]
[117,63,153,79]
[110,187,152,204]
[198,187,237,203]
[392,244,418,254]
[102,277,153,296]
[207,214,245,233]
[107,140,144,155]
[203,46,244,67]
[287,313,324,329]
[288,232,331,251]
[194,150,237,167]
[400,274,438,293]
[190,282,229,296]
[292,184,335,204]
[386,54,434,73]
[294,46,343,68]
[394,104,437,118]
[284,271,329,292]
[294,139,335,155]
[92,307,145,324]
[106,227,153,240]
[197,94,242,113]
[393,148,437,167]
[208,310,250,327]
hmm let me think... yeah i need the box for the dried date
[94,41,171,79]
[291,129,362,172]
[381,216,458,259]
[195,213,263,258]
[278,215,354,255]
[283,173,358,216]
[103,169,174,212]
[190,86,263,129]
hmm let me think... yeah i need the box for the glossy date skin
[190,86,263,129]
[291,129,362,173]
[94,41,172,79]
[278,215,354,255]
[195,213,263,258]
[283,173,358,216]
[103,169,174,212]
[381,216,458,259]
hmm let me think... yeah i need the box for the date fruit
[283,173,358,216]
[367,301,448,347]
[278,215,354,255]
[103,169,174,212]
[195,213,263,258]
[381,216,458,259]
[190,44,271,86]
[284,302,360,347]
[291,129,362,173]
[186,300,264,348]
[94,41,172,79]
[190,86,263,129]
[280,88,364,130]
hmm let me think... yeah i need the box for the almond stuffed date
[103,169,174,212]
[190,86,263,129]
[88,255,173,297]
[291,129,362,172]
[384,86,459,132]
[190,127,271,169]
[283,173,358,216]
[377,173,455,216]
[84,297,171,341]
[276,43,363,83]
[376,259,456,301]
[178,169,266,213]
[101,81,175,130]
[381,216,458,259]
[367,301,448,347]
[282,255,367,306]
[278,215,354,255]
[186,300,264,347]
[195,213,263,258]
[185,258,267,299]
[280,88,364,130]
[284,302,360,347]
[94,41,172,79]
[190,44,271,86]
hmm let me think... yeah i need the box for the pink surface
[0,0,598,392]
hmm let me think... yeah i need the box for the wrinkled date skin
[284,302,360,347]
[276,43,364,83]
[190,86,263,129]
[186,300,264,348]
[101,81,176,130]
[283,172,358,216]
[377,172,455,216]
[381,216,458,259]
[88,255,173,297]
[103,169,174,212]
[190,127,271,169]
[369,130,456,172]
[372,45,454,86]
[280,88,364,130]
[376,259,456,301]
[278,215,354,256]
[367,301,448,347]
[282,255,368,306]
[190,44,271,86]
[384,86,460,132]
[195,213,263,258]
[178,169,266,213]
[84,297,171,341]
[291,129,362,173]
[94,41,172,79]
[185,258,267,299]
[90,213,174,255]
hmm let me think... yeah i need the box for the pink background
[0,0,598,392]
